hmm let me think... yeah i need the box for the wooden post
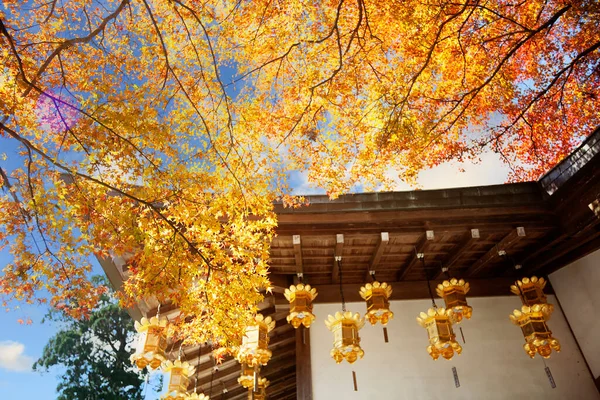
[296,326,313,400]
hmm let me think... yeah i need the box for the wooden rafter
[463,228,524,277]
[396,233,428,280]
[524,222,600,275]
[293,235,303,275]
[365,232,389,280]
[332,234,344,283]
[434,230,479,279]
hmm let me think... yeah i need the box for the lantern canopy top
[510,276,547,296]
[325,311,365,330]
[134,316,168,332]
[284,283,318,301]
[436,278,470,297]
[162,359,196,376]
[359,281,392,299]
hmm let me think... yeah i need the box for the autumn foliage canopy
[0,0,598,349]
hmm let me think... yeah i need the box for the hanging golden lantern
[236,314,275,367]
[162,393,186,400]
[510,304,561,359]
[184,394,210,400]
[509,276,560,358]
[237,363,256,389]
[130,316,168,370]
[284,283,318,328]
[359,281,393,326]
[247,378,269,400]
[510,276,548,306]
[325,311,365,364]
[436,278,473,324]
[183,394,210,400]
[161,360,196,399]
[416,307,462,360]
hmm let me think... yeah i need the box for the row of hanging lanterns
[278,259,558,366]
[129,268,559,397]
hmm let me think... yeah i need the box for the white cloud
[0,341,34,372]
[384,151,510,191]
[290,151,510,196]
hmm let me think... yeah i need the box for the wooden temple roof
[99,128,600,399]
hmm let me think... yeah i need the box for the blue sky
[0,133,64,397]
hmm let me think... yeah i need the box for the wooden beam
[275,183,547,219]
[267,273,290,293]
[266,365,296,384]
[269,375,297,399]
[365,232,389,280]
[145,301,180,320]
[190,330,294,373]
[275,218,555,237]
[293,235,303,274]
[332,234,344,283]
[204,357,296,399]
[464,228,524,277]
[434,230,479,279]
[526,224,600,275]
[194,331,295,387]
[296,327,312,400]
[185,310,286,368]
[396,233,428,280]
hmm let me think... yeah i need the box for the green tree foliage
[33,277,150,400]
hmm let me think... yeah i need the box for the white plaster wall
[550,249,600,378]
[311,296,599,400]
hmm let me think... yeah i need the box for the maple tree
[0,0,598,352]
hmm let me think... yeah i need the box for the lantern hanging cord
[337,258,346,312]
[156,303,161,318]
[178,339,184,360]
[209,366,214,397]
[422,256,436,308]
[442,261,451,280]
[194,342,202,394]
[501,252,526,301]
[142,371,150,398]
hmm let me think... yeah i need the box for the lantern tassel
[543,358,556,388]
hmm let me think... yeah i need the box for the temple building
[100,129,600,399]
